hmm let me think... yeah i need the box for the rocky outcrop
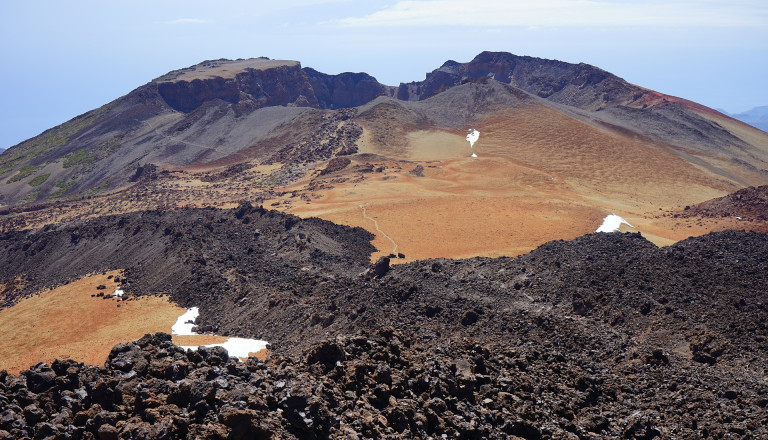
[397,51,647,110]
[0,204,376,311]
[153,52,708,115]
[157,63,395,114]
[676,184,768,221]
[2,326,766,439]
[158,64,320,113]
[304,68,394,109]
[265,109,362,165]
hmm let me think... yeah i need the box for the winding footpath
[359,204,398,254]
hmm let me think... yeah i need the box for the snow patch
[180,338,269,359]
[172,307,269,359]
[171,307,199,335]
[466,128,480,157]
[466,129,480,147]
[596,214,634,233]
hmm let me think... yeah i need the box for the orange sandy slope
[0,271,187,373]
[0,271,273,373]
[282,104,759,261]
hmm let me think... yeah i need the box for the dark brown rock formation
[1,205,768,438]
[158,64,320,113]
[304,68,393,109]
[396,51,644,110]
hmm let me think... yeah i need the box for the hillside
[1,52,766,205]
[1,52,767,261]
[1,51,768,439]
[0,205,767,438]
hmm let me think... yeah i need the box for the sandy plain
[284,105,744,262]
[0,271,270,373]
[0,271,186,374]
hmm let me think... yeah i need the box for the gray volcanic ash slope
[1,206,767,439]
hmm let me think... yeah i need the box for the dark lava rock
[97,423,118,440]
[677,184,768,223]
[318,157,351,176]
[306,341,346,372]
[23,363,56,393]
[3,325,765,439]
[368,256,390,278]
[1,206,767,438]
[461,309,480,326]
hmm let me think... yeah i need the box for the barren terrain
[164,59,298,82]
[0,271,185,374]
[1,211,767,438]
[1,51,767,439]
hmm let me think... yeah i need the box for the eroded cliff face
[154,53,716,116]
[157,64,320,113]
[397,51,646,110]
[157,61,397,114]
[304,68,394,109]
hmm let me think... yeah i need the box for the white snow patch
[466,128,480,157]
[466,128,480,148]
[171,307,199,335]
[596,214,634,233]
[180,338,269,359]
[172,307,269,359]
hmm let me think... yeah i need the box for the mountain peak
[728,105,768,132]
[395,51,633,110]
[154,57,300,84]
[2,51,767,207]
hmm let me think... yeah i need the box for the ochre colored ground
[0,271,187,374]
[4,103,764,374]
[0,271,272,373]
[281,106,757,262]
[283,150,731,263]
[4,106,763,264]
[287,156,606,262]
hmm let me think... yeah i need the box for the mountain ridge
[2,51,766,207]
[721,105,768,132]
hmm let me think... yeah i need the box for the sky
[1,0,766,149]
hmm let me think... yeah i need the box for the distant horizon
[2,1,766,148]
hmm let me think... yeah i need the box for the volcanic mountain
[1,51,767,260]
[1,52,768,439]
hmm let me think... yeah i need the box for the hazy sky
[1,0,766,149]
